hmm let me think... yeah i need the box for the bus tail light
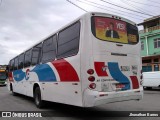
[88,76,95,82]
[89,83,96,89]
[87,69,94,75]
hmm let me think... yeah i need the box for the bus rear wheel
[34,87,44,108]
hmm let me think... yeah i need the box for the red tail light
[88,76,95,82]
[87,69,94,75]
[89,83,96,89]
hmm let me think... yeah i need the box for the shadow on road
[0,85,7,87]
[144,87,160,91]
[11,93,125,118]
[43,102,124,118]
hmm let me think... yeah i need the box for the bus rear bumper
[83,87,143,107]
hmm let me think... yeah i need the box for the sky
[0,0,160,64]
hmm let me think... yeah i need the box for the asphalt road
[0,85,160,120]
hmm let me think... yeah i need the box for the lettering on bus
[120,66,130,71]
[97,79,115,82]
[116,23,125,30]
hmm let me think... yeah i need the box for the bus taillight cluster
[87,69,96,89]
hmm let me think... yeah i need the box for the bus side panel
[25,66,40,97]
[10,56,83,106]
[8,66,38,96]
[80,14,95,107]
[41,55,83,106]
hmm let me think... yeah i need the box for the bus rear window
[91,16,139,44]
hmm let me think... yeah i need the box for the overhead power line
[66,0,88,12]
[146,0,160,4]
[99,0,153,16]
[127,0,160,8]
[76,0,145,20]
[84,0,147,18]
[121,0,156,16]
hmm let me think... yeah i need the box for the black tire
[146,87,152,90]
[12,91,17,96]
[34,87,44,108]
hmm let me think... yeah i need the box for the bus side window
[14,57,19,70]
[18,53,24,69]
[41,35,57,63]
[31,43,42,66]
[57,21,80,59]
[24,49,32,68]
[8,61,11,72]
[10,59,14,71]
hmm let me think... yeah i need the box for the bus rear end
[82,13,143,107]
[0,69,7,85]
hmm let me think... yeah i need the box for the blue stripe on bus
[108,62,130,90]
[31,64,57,82]
[13,70,25,81]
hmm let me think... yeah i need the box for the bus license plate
[116,84,125,88]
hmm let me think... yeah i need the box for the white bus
[7,12,143,108]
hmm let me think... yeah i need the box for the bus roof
[90,12,136,25]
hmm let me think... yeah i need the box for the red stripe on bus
[8,72,14,82]
[94,62,108,77]
[52,59,79,82]
[130,76,139,89]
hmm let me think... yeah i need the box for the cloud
[0,0,159,64]
[0,44,16,65]
[0,0,84,64]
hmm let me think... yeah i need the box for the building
[138,15,160,72]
